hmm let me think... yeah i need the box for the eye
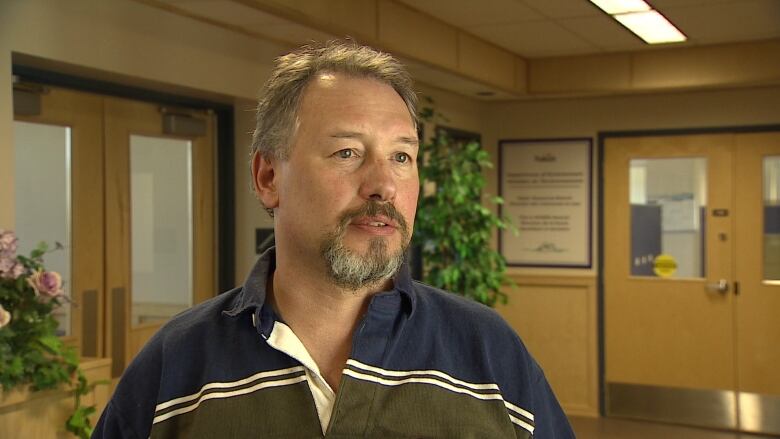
[394,152,411,163]
[335,149,355,159]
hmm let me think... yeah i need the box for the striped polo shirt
[94,248,573,438]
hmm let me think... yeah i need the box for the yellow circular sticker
[653,254,677,278]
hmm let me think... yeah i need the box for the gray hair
[250,40,418,162]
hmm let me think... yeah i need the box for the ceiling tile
[397,0,543,27]
[165,0,336,44]
[650,0,745,8]
[404,60,520,99]
[661,0,780,44]
[151,0,780,63]
[521,0,603,19]
[468,20,598,57]
[280,0,377,40]
[557,15,647,51]
[256,23,337,45]
[174,1,286,27]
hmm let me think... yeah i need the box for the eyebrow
[330,131,419,147]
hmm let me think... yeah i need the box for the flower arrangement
[0,229,98,438]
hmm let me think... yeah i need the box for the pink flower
[0,304,10,329]
[27,270,64,298]
[0,230,17,257]
[0,257,25,280]
[0,257,22,280]
[10,262,24,279]
[0,256,12,273]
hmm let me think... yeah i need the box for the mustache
[336,201,409,236]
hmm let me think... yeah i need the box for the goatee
[321,201,409,291]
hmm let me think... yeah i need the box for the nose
[359,158,397,202]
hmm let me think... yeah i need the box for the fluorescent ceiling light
[589,0,651,14]
[614,10,687,44]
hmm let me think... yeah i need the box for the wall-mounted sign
[499,138,592,268]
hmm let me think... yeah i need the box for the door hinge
[734,281,740,296]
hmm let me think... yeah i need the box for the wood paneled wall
[496,275,599,417]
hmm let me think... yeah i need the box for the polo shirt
[93,247,574,438]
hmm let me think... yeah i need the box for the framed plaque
[499,138,592,268]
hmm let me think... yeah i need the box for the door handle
[706,279,729,294]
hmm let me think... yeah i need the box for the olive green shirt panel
[328,377,528,438]
[150,382,323,439]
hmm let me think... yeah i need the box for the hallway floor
[569,416,777,439]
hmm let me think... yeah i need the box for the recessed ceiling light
[614,10,687,44]
[588,0,651,14]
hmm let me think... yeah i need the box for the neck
[269,244,393,391]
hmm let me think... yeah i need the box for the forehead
[295,73,415,130]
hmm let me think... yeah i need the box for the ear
[251,151,279,211]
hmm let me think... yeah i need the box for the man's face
[271,73,419,289]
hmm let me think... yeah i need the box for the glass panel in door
[763,156,780,281]
[629,158,707,278]
[13,121,72,336]
[130,135,193,325]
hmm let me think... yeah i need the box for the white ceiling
[398,0,780,58]
[157,0,780,59]
[147,0,780,99]
[160,0,337,44]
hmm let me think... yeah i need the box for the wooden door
[733,132,780,434]
[604,130,780,435]
[13,86,105,358]
[14,84,217,379]
[104,97,216,377]
[604,133,737,429]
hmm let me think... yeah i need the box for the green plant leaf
[413,97,516,307]
[1,238,105,437]
[38,334,62,353]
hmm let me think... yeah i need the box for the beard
[321,201,410,291]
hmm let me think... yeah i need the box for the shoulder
[124,286,243,365]
[98,287,247,437]
[408,283,574,437]
[405,281,536,379]
[410,281,519,339]
[126,285,259,386]
[149,286,244,346]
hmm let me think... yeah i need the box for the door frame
[12,63,237,294]
[596,123,780,416]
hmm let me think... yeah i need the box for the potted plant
[413,100,515,307]
[0,229,98,438]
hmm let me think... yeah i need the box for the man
[94,41,573,438]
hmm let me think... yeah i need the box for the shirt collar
[392,255,417,312]
[223,246,275,319]
[223,246,417,325]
